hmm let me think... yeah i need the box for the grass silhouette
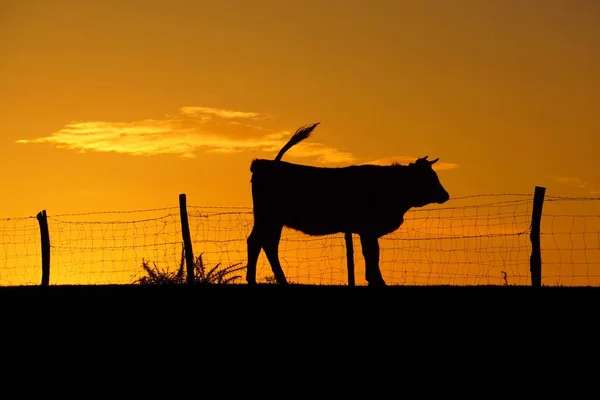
[133,245,245,285]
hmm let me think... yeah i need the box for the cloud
[178,106,271,120]
[15,106,354,164]
[551,176,600,195]
[16,105,458,168]
[366,156,459,171]
[552,176,588,189]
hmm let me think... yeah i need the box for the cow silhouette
[245,123,450,286]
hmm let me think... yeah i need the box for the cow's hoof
[274,274,289,285]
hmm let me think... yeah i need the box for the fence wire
[1,193,599,286]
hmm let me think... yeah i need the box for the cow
[245,122,450,286]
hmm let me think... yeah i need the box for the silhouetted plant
[191,251,245,285]
[133,245,244,285]
[134,259,184,285]
[501,271,509,286]
[263,275,296,284]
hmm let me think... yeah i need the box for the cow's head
[408,156,450,206]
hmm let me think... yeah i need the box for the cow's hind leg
[245,223,264,284]
[359,235,386,287]
[262,225,288,285]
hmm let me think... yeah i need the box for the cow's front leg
[359,234,386,287]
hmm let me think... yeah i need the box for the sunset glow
[2,0,599,286]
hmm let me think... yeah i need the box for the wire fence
[1,192,599,286]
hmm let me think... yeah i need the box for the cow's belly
[252,176,405,236]
[284,212,351,235]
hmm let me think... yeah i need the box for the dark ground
[2,283,597,322]
[1,284,596,371]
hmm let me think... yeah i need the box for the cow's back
[250,159,357,208]
[249,159,408,236]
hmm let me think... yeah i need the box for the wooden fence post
[530,186,546,287]
[345,232,355,287]
[36,210,50,286]
[179,194,195,285]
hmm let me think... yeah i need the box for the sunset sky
[1,0,599,285]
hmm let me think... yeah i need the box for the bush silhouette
[133,245,244,285]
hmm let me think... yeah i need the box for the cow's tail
[274,122,319,161]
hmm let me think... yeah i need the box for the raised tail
[274,122,320,161]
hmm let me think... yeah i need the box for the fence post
[36,210,50,286]
[345,232,355,287]
[530,186,546,287]
[179,194,195,285]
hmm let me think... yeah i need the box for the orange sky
[1,0,599,286]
